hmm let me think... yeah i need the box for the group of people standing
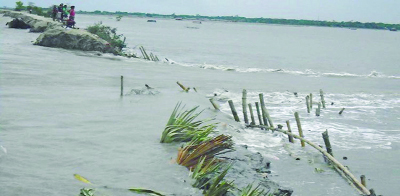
[52,4,75,28]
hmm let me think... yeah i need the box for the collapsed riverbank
[1,10,119,54]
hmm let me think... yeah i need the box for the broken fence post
[242,89,249,124]
[339,108,345,115]
[316,102,321,116]
[322,130,333,156]
[286,120,294,143]
[120,75,123,96]
[209,98,220,110]
[360,175,366,187]
[248,103,256,125]
[310,93,313,109]
[369,189,376,196]
[294,112,305,147]
[320,89,326,109]
[228,100,240,122]
[306,95,310,113]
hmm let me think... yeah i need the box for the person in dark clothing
[52,5,58,21]
[58,4,63,21]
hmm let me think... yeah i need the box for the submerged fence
[215,89,376,196]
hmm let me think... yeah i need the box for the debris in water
[343,156,348,160]
[294,92,298,97]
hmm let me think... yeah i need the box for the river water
[0,14,399,196]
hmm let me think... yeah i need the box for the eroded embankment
[1,10,118,54]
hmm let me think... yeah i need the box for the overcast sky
[1,0,400,23]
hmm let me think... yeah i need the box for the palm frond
[204,164,234,196]
[190,156,224,189]
[161,102,216,143]
[240,183,269,196]
[177,135,234,169]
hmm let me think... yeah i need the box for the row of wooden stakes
[208,89,376,196]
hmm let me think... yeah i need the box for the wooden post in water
[306,95,310,113]
[242,89,249,124]
[294,112,305,147]
[316,102,321,116]
[259,94,268,127]
[310,93,313,109]
[339,108,345,115]
[320,89,326,109]
[248,103,256,125]
[228,100,240,122]
[286,120,294,143]
[360,175,366,187]
[209,98,220,110]
[369,189,376,196]
[255,102,264,126]
[259,93,274,127]
[322,130,333,156]
[120,76,124,96]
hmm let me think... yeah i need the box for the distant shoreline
[76,10,400,31]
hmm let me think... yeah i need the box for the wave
[164,59,400,79]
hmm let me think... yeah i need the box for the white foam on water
[168,59,400,79]
[214,89,400,153]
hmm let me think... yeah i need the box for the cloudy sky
[1,0,400,23]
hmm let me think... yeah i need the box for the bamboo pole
[255,102,263,126]
[320,89,326,109]
[155,55,159,61]
[294,112,305,147]
[360,175,366,187]
[306,95,310,113]
[228,100,240,122]
[322,130,333,156]
[248,103,256,125]
[316,102,321,116]
[149,53,155,61]
[286,120,294,143]
[209,98,220,110]
[242,89,249,124]
[339,108,345,115]
[193,87,197,92]
[259,94,268,127]
[120,75,123,96]
[259,93,274,127]
[176,81,188,92]
[140,46,150,60]
[246,124,371,195]
[310,93,313,109]
[139,47,146,60]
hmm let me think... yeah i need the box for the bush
[86,22,126,50]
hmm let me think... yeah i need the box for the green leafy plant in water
[240,184,270,196]
[86,22,127,50]
[79,188,95,196]
[74,174,165,196]
[203,164,234,196]
[160,102,216,143]
[190,156,224,189]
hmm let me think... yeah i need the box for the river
[0,14,399,196]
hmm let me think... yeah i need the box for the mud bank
[1,10,118,54]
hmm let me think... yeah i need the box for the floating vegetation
[74,174,165,196]
[160,102,216,143]
[79,188,95,196]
